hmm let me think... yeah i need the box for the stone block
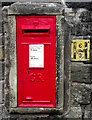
[71,85,91,105]
[0,81,3,104]
[71,22,92,36]
[0,35,3,45]
[71,63,92,84]
[65,107,82,118]
[0,81,3,89]
[0,104,2,120]
[83,105,92,118]
[1,0,61,2]
[10,118,38,120]
[80,11,92,22]
[0,62,4,80]
[0,90,2,103]
[0,46,4,61]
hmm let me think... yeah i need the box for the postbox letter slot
[22,29,50,36]
[23,29,49,33]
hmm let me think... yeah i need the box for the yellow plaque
[71,40,90,61]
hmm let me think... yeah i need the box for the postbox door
[16,16,56,108]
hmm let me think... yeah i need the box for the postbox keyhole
[28,71,30,74]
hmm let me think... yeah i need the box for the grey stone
[80,11,92,22]
[0,104,2,120]
[10,118,38,120]
[83,105,92,118]
[0,81,3,104]
[71,22,92,36]
[0,81,3,90]
[71,63,92,84]
[71,85,91,105]
[0,62,4,80]
[70,10,92,36]
[85,108,91,118]
[0,46,4,61]
[65,0,92,2]
[0,0,62,2]
[0,0,92,2]
[65,107,82,118]
[63,20,71,111]
[8,2,63,15]
[0,35,3,45]
[0,90,2,103]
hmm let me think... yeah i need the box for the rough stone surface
[65,107,82,118]
[0,81,3,104]
[0,62,4,80]
[8,2,63,15]
[1,0,62,2]
[0,34,3,45]
[71,85,91,105]
[0,104,2,120]
[66,7,92,119]
[80,10,92,22]
[63,19,71,112]
[71,63,92,83]
[69,8,92,119]
[0,1,92,120]
[71,22,92,36]
[0,46,4,61]
[84,105,92,118]
[0,90,2,104]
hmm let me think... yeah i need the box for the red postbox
[16,16,56,108]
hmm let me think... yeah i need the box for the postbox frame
[3,2,65,114]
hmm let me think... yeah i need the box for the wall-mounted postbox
[3,2,70,114]
[16,16,56,107]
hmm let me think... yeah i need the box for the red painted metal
[16,16,56,107]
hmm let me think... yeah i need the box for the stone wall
[65,8,92,119]
[0,2,5,120]
[0,1,92,120]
